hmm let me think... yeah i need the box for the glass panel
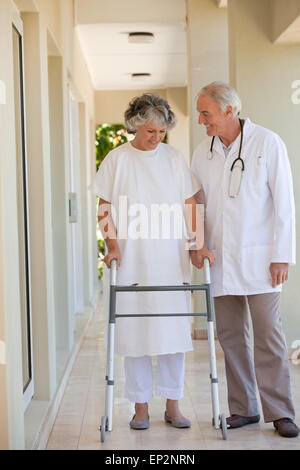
[12,26,32,392]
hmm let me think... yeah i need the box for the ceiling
[275,14,300,44]
[75,22,187,91]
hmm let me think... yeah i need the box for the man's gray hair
[124,93,176,134]
[198,81,242,117]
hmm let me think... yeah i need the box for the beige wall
[186,0,229,159]
[0,0,97,449]
[75,0,186,24]
[30,0,95,117]
[166,87,190,161]
[95,88,166,124]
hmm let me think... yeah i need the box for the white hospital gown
[92,142,200,357]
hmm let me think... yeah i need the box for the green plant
[97,237,105,280]
[95,123,128,171]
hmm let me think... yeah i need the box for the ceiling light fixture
[131,73,151,81]
[128,32,154,44]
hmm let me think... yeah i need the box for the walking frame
[100,257,228,442]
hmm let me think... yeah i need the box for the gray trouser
[214,293,295,422]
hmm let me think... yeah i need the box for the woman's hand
[98,198,121,269]
[104,247,121,269]
[189,246,215,269]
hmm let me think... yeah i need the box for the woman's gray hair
[124,93,176,133]
[198,81,242,117]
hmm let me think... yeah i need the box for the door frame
[12,4,34,411]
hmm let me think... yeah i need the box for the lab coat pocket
[241,245,272,281]
[248,156,267,189]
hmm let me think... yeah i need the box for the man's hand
[269,262,289,288]
[189,246,215,269]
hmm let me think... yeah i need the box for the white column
[48,54,73,352]
[186,0,229,333]
[0,0,25,449]
[186,0,229,158]
[22,12,56,399]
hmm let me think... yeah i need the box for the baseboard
[31,286,101,450]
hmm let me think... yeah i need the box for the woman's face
[133,120,167,151]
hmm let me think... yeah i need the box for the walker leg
[205,281,228,439]
[106,322,115,432]
[101,324,115,435]
[100,260,117,441]
[100,320,113,442]
[104,318,111,418]
[207,319,220,430]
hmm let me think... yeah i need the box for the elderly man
[191,81,299,438]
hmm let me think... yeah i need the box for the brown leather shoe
[273,418,299,438]
[226,414,260,429]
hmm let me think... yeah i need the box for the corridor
[46,295,300,451]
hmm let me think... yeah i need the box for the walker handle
[110,257,211,285]
[203,257,211,285]
[110,258,117,286]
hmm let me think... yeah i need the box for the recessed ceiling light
[131,73,151,81]
[128,32,154,44]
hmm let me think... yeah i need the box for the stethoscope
[207,118,245,197]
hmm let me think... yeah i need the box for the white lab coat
[93,142,199,356]
[191,118,296,297]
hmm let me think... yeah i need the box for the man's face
[196,94,230,137]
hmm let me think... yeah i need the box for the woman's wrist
[106,238,120,253]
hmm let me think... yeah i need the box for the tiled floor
[46,295,300,450]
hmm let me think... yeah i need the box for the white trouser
[124,353,185,403]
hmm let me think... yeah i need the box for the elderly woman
[93,93,213,430]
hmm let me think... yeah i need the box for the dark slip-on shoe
[273,418,299,438]
[226,414,260,429]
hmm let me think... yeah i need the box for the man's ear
[225,105,233,117]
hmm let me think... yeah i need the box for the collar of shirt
[221,140,234,158]
[200,118,256,161]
